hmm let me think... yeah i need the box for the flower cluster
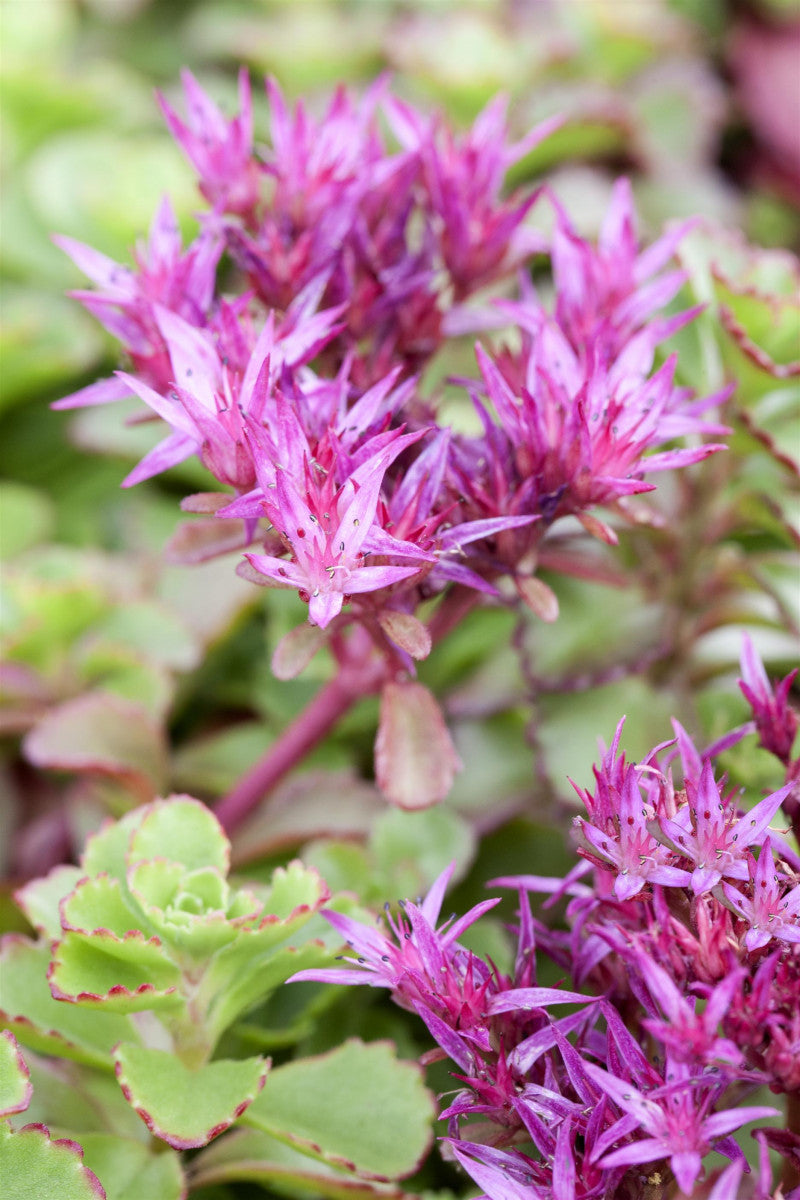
[56,73,727,646]
[290,640,799,1198]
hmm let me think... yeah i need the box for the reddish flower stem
[215,588,480,833]
[215,667,378,832]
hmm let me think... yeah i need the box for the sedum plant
[0,798,434,1196]
[5,35,797,1200]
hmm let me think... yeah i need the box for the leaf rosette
[11,796,333,1062]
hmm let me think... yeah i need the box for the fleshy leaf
[71,1133,184,1200]
[128,860,241,958]
[0,937,139,1069]
[272,622,330,680]
[112,1043,269,1150]
[242,1039,435,1180]
[14,865,83,939]
[23,692,167,799]
[257,860,330,922]
[127,796,230,874]
[515,575,559,622]
[203,941,334,1045]
[190,1127,408,1198]
[375,681,462,809]
[377,611,432,660]
[0,1124,106,1200]
[13,1054,146,1142]
[49,930,182,1012]
[60,875,152,940]
[80,809,147,883]
[0,1032,32,1118]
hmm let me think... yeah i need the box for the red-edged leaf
[113,1043,269,1149]
[0,1123,107,1198]
[23,693,167,799]
[0,1031,32,1118]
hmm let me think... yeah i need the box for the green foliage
[2,799,435,1193]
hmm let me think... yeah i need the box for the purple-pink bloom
[723,837,800,952]
[576,764,691,900]
[739,634,799,766]
[586,1059,778,1195]
[384,93,559,298]
[634,952,745,1067]
[547,177,698,362]
[454,323,728,540]
[287,863,500,1027]
[158,67,260,217]
[53,196,221,409]
[245,426,433,627]
[658,760,792,894]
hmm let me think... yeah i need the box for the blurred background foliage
[1,0,798,926]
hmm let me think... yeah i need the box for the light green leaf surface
[243,1039,435,1180]
[0,937,138,1069]
[0,1032,32,1118]
[112,1044,268,1149]
[71,1133,184,1200]
[0,1124,107,1200]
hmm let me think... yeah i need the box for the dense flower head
[294,687,795,1196]
[451,317,729,541]
[54,71,733,654]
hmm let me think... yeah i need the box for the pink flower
[454,325,728,542]
[739,634,799,766]
[658,761,792,894]
[158,68,260,217]
[384,93,560,298]
[587,1060,778,1195]
[723,837,800,952]
[53,197,221,409]
[115,295,341,488]
[244,426,433,627]
[576,766,691,901]
[287,863,500,1030]
[547,178,698,362]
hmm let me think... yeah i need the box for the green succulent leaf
[242,1039,435,1180]
[14,1054,146,1142]
[60,875,152,940]
[204,942,334,1045]
[256,861,331,922]
[49,929,182,1013]
[14,865,83,940]
[0,1032,32,1118]
[70,1133,184,1200]
[80,809,144,883]
[112,1044,269,1150]
[128,860,242,958]
[0,937,139,1069]
[190,1127,408,1198]
[0,1123,106,1200]
[127,797,230,874]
